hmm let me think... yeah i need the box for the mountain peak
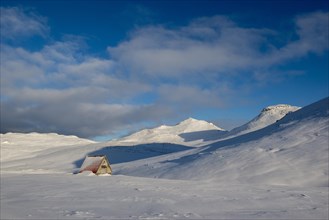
[261,104,300,114]
[176,118,224,131]
[118,117,225,144]
[186,117,198,121]
[178,117,200,124]
[227,104,300,137]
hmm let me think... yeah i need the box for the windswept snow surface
[2,174,328,219]
[1,98,328,219]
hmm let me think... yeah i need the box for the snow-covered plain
[1,98,328,219]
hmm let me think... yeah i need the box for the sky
[0,0,328,140]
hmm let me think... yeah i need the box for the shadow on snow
[73,143,191,169]
[179,130,227,142]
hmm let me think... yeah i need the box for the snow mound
[227,104,300,138]
[117,117,225,145]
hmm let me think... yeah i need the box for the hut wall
[96,159,112,175]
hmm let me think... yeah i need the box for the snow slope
[115,98,328,187]
[1,132,96,161]
[0,134,191,174]
[117,117,226,146]
[225,104,300,138]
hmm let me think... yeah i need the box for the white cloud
[295,11,329,54]
[0,7,49,40]
[0,7,156,138]
[262,11,329,65]
[108,12,329,77]
[1,100,158,137]
[108,17,269,76]
[157,84,225,110]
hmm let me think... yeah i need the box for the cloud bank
[109,13,328,77]
[1,7,328,138]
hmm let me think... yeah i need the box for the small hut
[79,155,112,175]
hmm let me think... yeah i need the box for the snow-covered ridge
[117,105,301,145]
[1,132,96,161]
[1,132,95,145]
[226,104,300,138]
[260,104,300,114]
[117,117,225,145]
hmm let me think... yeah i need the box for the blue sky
[1,0,328,140]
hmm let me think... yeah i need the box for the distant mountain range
[114,104,300,145]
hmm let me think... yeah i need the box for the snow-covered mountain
[116,105,300,145]
[116,98,328,187]
[225,104,300,138]
[116,117,226,146]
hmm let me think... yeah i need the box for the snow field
[1,174,328,219]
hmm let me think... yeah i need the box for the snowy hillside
[0,133,191,174]
[115,98,328,187]
[117,117,226,146]
[115,105,300,146]
[225,104,300,138]
[1,132,95,148]
[1,132,96,161]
